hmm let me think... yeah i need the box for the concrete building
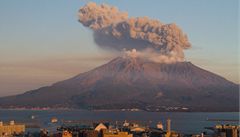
[214,125,239,137]
[167,119,171,133]
[123,120,129,127]
[0,121,25,136]
[80,130,99,137]
[157,122,163,130]
[128,123,146,132]
[62,130,72,137]
[103,130,133,137]
[164,119,181,137]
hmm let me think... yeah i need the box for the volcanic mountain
[0,57,238,111]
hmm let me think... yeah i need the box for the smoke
[123,49,183,64]
[78,2,191,63]
[123,49,139,59]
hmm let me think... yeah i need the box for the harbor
[0,118,239,137]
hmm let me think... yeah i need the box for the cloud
[78,2,191,63]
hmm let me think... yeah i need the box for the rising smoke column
[78,2,191,63]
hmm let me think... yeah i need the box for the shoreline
[0,108,239,113]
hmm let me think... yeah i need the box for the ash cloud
[78,2,191,63]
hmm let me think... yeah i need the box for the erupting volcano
[0,55,238,111]
[0,2,238,112]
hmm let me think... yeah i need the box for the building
[157,122,163,130]
[0,121,25,136]
[148,128,165,137]
[51,117,58,123]
[164,119,181,137]
[165,119,171,137]
[214,125,239,137]
[80,130,99,137]
[62,130,72,137]
[128,123,146,132]
[167,119,171,133]
[103,130,133,137]
[94,123,108,132]
[130,126,145,132]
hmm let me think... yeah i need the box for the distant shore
[0,107,239,113]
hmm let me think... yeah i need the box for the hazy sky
[0,0,239,96]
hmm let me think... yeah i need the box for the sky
[0,0,239,96]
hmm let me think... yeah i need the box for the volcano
[0,57,238,111]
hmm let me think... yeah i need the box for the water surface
[0,109,238,134]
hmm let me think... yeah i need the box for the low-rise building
[0,121,25,136]
[103,130,133,137]
[62,130,72,137]
[94,123,108,132]
[214,125,239,137]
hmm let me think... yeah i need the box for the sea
[0,109,239,134]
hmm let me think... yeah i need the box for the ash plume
[78,2,191,63]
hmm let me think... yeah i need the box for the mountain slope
[0,57,238,111]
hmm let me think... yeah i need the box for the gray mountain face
[0,57,238,111]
